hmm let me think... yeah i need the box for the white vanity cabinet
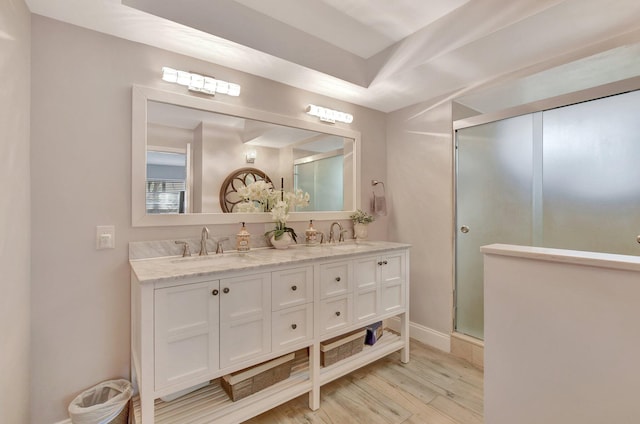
[130,242,410,424]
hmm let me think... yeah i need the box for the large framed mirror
[132,85,361,226]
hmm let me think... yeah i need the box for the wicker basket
[320,329,366,367]
[221,352,295,401]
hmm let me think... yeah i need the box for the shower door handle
[460,225,470,234]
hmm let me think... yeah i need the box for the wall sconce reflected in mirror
[305,104,353,124]
[245,149,257,163]
[161,67,241,97]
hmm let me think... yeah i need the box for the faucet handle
[175,240,191,257]
[216,237,229,254]
[339,229,348,243]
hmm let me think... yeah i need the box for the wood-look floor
[244,339,484,424]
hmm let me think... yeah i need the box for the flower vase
[353,223,369,240]
[270,232,292,249]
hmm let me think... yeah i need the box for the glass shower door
[542,90,640,256]
[455,114,535,339]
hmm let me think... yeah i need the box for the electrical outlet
[96,225,115,249]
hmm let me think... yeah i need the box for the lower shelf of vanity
[131,330,403,424]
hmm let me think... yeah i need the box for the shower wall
[455,89,640,340]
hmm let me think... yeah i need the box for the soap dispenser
[305,220,319,247]
[236,222,251,253]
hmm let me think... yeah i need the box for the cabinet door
[353,256,380,323]
[320,295,352,335]
[272,304,313,351]
[319,261,351,298]
[219,273,271,368]
[154,280,219,390]
[272,266,313,311]
[380,252,406,313]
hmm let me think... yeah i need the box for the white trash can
[68,379,132,424]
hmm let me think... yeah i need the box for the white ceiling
[25,0,640,113]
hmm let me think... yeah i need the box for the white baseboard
[386,317,451,353]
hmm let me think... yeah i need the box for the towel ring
[372,180,385,195]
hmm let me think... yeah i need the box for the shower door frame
[450,75,640,340]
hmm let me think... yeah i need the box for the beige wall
[0,1,31,423]
[387,99,455,346]
[30,15,387,423]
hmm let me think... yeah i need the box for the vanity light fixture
[305,104,353,124]
[245,149,257,164]
[161,67,241,97]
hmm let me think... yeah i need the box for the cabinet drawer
[272,304,313,351]
[319,261,351,299]
[320,295,352,335]
[272,266,313,311]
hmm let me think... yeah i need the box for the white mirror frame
[132,85,361,227]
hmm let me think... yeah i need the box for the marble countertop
[130,240,410,284]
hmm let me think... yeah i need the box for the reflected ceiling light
[161,67,241,97]
[305,104,353,124]
[245,149,257,164]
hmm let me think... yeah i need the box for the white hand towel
[373,194,387,216]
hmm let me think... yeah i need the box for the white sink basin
[326,241,375,251]
[170,253,238,264]
[169,252,259,268]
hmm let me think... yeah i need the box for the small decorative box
[365,321,383,346]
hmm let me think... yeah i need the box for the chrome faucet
[199,226,209,256]
[329,222,346,243]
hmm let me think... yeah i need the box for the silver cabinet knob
[637,235,640,244]
[460,225,470,234]
[212,289,219,296]
[291,324,297,330]
[335,311,341,316]
[223,287,230,294]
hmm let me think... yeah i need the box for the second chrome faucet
[328,222,347,243]
[199,226,209,256]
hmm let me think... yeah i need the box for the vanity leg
[400,312,410,364]
[308,343,321,410]
[141,396,154,424]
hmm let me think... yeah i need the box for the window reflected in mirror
[146,149,188,214]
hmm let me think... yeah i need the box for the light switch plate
[96,225,115,249]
